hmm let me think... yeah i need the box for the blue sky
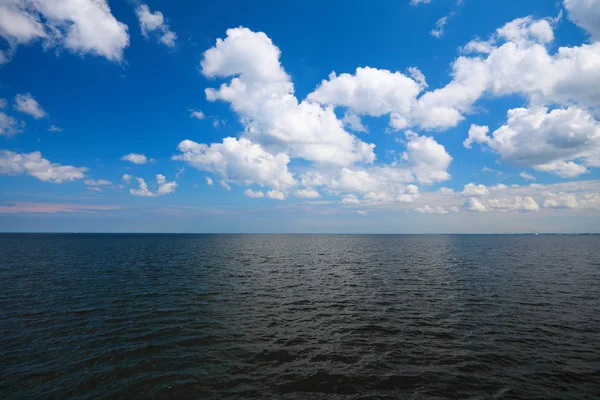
[1,0,600,233]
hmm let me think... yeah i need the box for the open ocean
[1,233,599,399]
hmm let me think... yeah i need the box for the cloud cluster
[0,0,129,63]
[128,174,177,197]
[0,150,87,183]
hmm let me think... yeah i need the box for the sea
[1,233,599,399]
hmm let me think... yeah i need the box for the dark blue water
[1,234,599,399]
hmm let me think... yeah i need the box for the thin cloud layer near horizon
[1,0,600,233]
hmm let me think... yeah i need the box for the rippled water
[1,234,599,399]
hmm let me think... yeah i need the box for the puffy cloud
[461,183,490,197]
[122,174,132,183]
[129,174,177,197]
[564,0,600,41]
[0,0,129,62]
[205,176,214,186]
[0,150,86,183]
[463,198,487,212]
[201,27,375,166]
[487,196,540,212]
[308,67,423,118]
[410,0,432,5]
[266,190,286,200]
[244,189,264,198]
[136,4,177,48]
[121,153,149,164]
[463,125,489,148]
[403,131,452,184]
[464,107,600,177]
[173,137,296,191]
[14,93,46,119]
[0,112,21,136]
[48,125,62,132]
[543,192,579,209]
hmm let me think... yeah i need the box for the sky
[1,0,600,233]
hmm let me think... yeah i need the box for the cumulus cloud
[205,176,214,186]
[463,198,487,212]
[564,0,600,41]
[244,189,264,198]
[464,107,600,177]
[0,150,86,183]
[0,0,129,63]
[121,153,149,164]
[48,125,62,132]
[14,93,46,118]
[129,174,177,197]
[415,205,457,214]
[173,137,296,191]
[136,4,177,47]
[267,190,286,200]
[520,172,536,181]
[201,27,376,166]
[461,183,490,197]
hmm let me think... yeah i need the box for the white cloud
[403,131,452,184]
[410,0,432,5]
[122,174,132,183]
[205,176,214,186]
[431,16,448,38]
[244,189,264,198]
[219,180,231,190]
[121,153,148,164]
[357,210,368,216]
[84,179,112,186]
[201,27,375,166]
[130,174,177,197]
[0,0,129,62]
[266,189,286,200]
[487,196,540,212]
[189,109,205,120]
[341,111,367,133]
[0,150,87,183]
[415,205,455,214]
[173,137,296,191]
[463,124,489,148]
[0,112,21,136]
[308,67,423,118]
[48,125,62,132]
[294,188,321,199]
[463,198,488,212]
[14,93,46,119]
[136,4,176,48]
[462,183,490,197]
[520,172,536,181]
[464,107,600,177]
[564,0,600,41]
[87,186,102,193]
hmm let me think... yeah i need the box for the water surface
[1,234,599,398]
